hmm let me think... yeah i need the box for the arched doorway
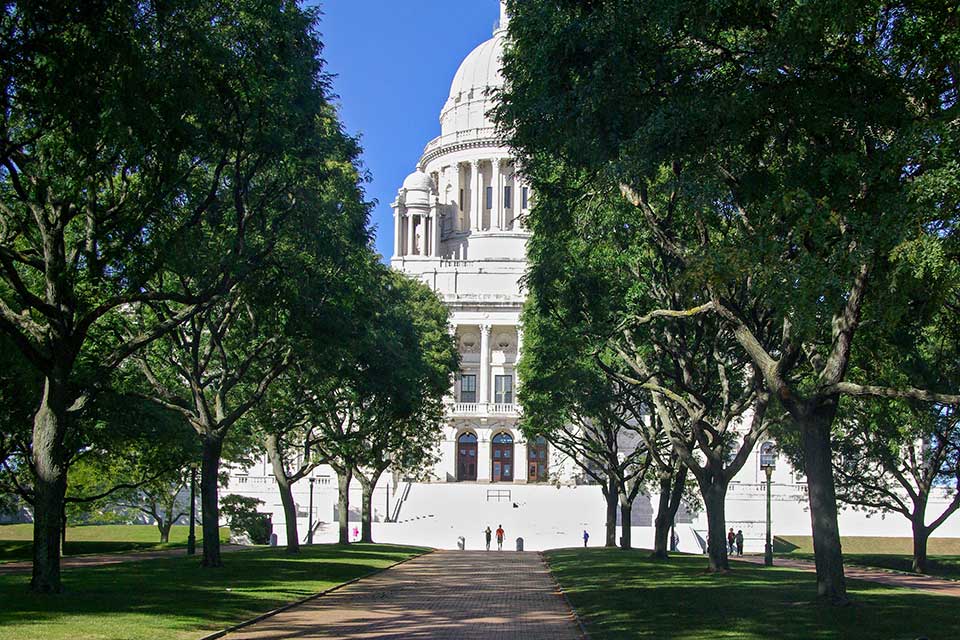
[528,436,549,483]
[491,432,514,482]
[457,432,478,481]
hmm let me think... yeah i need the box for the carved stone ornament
[460,332,480,352]
[493,332,514,351]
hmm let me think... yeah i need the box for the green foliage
[219,495,269,545]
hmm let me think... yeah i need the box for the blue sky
[313,1,503,260]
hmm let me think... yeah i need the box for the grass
[0,524,230,563]
[774,535,960,555]
[774,535,960,580]
[546,547,959,640]
[0,543,426,640]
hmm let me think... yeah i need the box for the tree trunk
[652,475,673,559]
[30,373,70,593]
[701,476,729,572]
[360,478,373,543]
[911,518,929,574]
[158,520,172,543]
[620,502,633,549]
[265,434,299,554]
[200,434,224,568]
[603,478,618,547]
[800,403,848,604]
[337,468,352,545]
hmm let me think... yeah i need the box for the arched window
[491,432,514,482]
[457,432,478,481]
[528,436,549,483]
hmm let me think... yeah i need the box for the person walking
[496,524,505,551]
[484,526,492,551]
[583,530,589,548]
[735,529,744,556]
[727,528,736,555]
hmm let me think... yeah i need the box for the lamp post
[759,443,777,566]
[307,477,316,545]
[187,462,198,556]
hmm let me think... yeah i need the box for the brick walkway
[220,551,584,640]
[737,555,960,597]
[0,544,248,575]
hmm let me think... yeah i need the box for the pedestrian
[352,526,359,542]
[484,526,492,551]
[735,529,744,556]
[727,528,736,555]
[671,529,680,552]
[583,529,589,548]
[496,524,505,551]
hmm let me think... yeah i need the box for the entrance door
[528,436,549,483]
[491,432,514,482]
[457,433,478,481]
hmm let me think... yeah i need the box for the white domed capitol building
[225,1,960,551]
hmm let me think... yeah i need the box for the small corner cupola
[402,170,434,207]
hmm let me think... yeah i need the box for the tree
[517,311,653,549]
[498,0,960,602]
[834,400,960,574]
[0,0,354,591]
[303,269,457,545]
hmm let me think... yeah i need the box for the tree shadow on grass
[546,548,955,640]
[0,544,424,637]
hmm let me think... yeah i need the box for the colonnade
[450,323,523,408]
[393,158,532,258]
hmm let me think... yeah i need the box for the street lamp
[307,477,316,545]
[187,462,198,556]
[759,443,777,567]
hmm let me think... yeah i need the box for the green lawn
[774,535,960,580]
[0,524,230,563]
[546,547,959,640]
[0,543,426,640]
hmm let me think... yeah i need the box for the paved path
[221,551,583,640]
[737,555,960,597]
[0,544,248,575]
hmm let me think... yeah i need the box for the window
[485,186,493,210]
[504,186,512,209]
[459,188,464,211]
[521,186,529,209]
[460,374,477,403]
[494,375,513,404]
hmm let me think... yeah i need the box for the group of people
[727,528,745,556]
[483,525,505,550]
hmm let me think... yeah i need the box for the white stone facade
[222,1,960,550]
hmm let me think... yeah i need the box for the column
[494,158,505,230]
[432,200,441,256]
[447,323,458,401]
[515,326,523,392]
[392,205,401,257]
[479,324,491,408]
[472,159,483,232]
[452,163,462,232]
[405,208,414,256]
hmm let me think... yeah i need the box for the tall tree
[498,0,960,602]
[0,0,353,591]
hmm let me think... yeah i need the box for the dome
[439,30,506,136]
[446,32,505,105]
[402,170,433,207]
[402,170,434,192]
